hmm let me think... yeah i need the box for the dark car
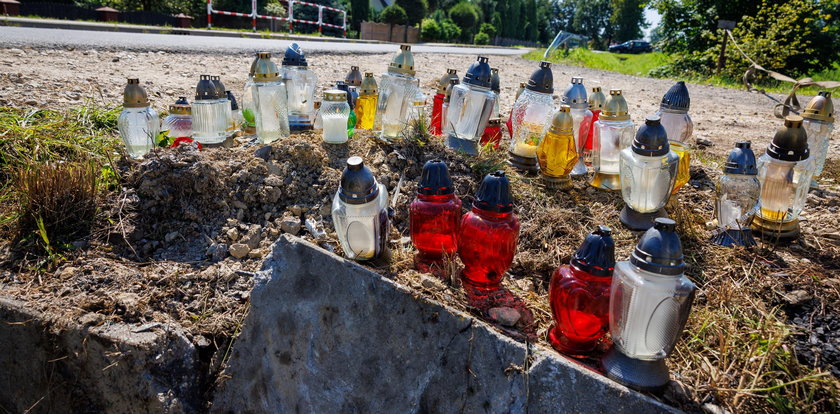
[608,40,653,54]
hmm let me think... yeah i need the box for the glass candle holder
[322,89,350,144]
[802,91,834,188]
[355,72,378,130]
[603,218,695,392]
[432,69,458,135]
[656,81,693,194]
[441,79,458,133]
[480,119,503,149]
[445,56,496,155]
[582,86,606,165]
[409,160,462,274]
[161,96,192,139]
[549,225,615,356]
[561,77,593,177]
[752,115,814,241]
[192,75,229,144]
[251,52,290,144]
[282,43,318,131]
[711,141,760,247]
[619,115,679,230]
[241,54,258,135]
[332,157,390,261]
[591,90,635,191]
[537,105,579,189]
[506,82,526,138]
[118,78,159,158]
[509,61,554,173]
[458,171,519,290]
[375,44,420,141]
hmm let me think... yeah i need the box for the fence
[360,21,419,43]
[18,2,195,27]
[207,0,345,37]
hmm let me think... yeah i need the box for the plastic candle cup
[375,44,420,141]
[711,141,760,247]
[802,91,834,188]
[480,119,503,149]
[537,105,579,189]
[161,96,192,139]
[582,86,606,166]
[509,61,554,173]
[619,115,679,231]
[331,157,390,261]
[751,115,814,241]
[250,52,290,144]
[458,171,520,291]
[409,160,462,274]
[445,56,497,156]
[355,72,379,130]
[561,77,593,177]
[655,81,693,194]
[321,89,351,144]
[432,69,458,135]
[602,218,696,392]
[281,43,318,131]
[591,89,635,191]
[118,78,159,158]
[549,225,615,356]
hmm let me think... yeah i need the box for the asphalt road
[0,26,530,56]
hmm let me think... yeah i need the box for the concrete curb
[212,235,681,413]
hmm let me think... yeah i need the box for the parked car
[608,40,653,54]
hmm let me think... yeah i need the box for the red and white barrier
[207,0,346,38]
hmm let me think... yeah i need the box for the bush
[448,2,478,39]
[395,0,428,26]
[438,18,461,42]
[263,0,286,17]
[474,31,490,45]
[421,18,441,41]
[479,22,496,38]
[379,5,408,25]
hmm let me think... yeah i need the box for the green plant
[438,18,461,41]
[420,18,441,40]
[479,22,496,38]
[474,31,490,45]
[379,4,408,25]
[395,0,428,26]
[263,0,286,17]
[448,1,479,40]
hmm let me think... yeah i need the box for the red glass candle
[410,160,462,273]
[458,171,520,290]
[582,87,605,165]
[480,119,502,149]
[431,92,445,135]
[549,225,615,356]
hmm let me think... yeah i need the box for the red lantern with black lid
[410,160,462,274]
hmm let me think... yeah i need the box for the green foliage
[438,18,462,40]
[421,17,461,41]
[474,31,490,44]
[533,48,673,76]
[263,0,286,17]
[421,18,442,40]
[379,4,408,25]
[610,0,646,42]
[448,1,479,40]
[479,22,496,38]
[350,0,370,31]
[570,0,613,48]
[396,0,428,26]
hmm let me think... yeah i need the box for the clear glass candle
[331,157,390,261]
[591,116,635,191]
[445,56,496,155]
[715,142,760,229]
[509,61,554,171]
[192,75,228,144]
[118,78,159,159]
[619,116,679,214]
[161,96,192,139]
[251,52,290,144]
[802,91,835,185]
[375,45,419,140]
[561,77,592,176]
[282,43,318,130]
[321,89,350,144]
[656,81,693,194]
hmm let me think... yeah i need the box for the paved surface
[0,26,530,55]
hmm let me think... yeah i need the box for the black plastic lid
[490,67,500,93]
[632,115,670,157]
[211,76,226,98]
[226,91,239,110]
[526,61,553,94]
[282,42,308,67]
[195,75,218,100]
[339,157,379,205]
[463,56,492,88]
[473,170,513,213]
[630,218,685,276]
[334,81,355,109]
[660,81,690,111]
[767,115,809,162]
[571,225,615,277]
[175,96,189,106]
[417,159,455,196]
[724,141,757,175]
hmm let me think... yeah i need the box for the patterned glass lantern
[508,61,554,173]
[591,90,635,191]
[445,56,497,155]
[118,78,159,158]
[282,43,318,130]
[711,142,760,247]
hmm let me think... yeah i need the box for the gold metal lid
[360,72,378,95]
[169,96,191,115]
[549,105,573,133]
[802,91,835,123]
[589,86,606,111]
[253,52,280,82]
[387,44,415,76]
[600,89,629,121]
[437,69,459,94]
[123,78,149,108]
[324,89,347,102]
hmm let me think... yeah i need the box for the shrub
[448,2,478,39]
[395,0,428,26]
[438,18,461,42]
[263,0,286,17]
[479,22,496,38]
[421,18,441,41]
[474,31,490,45]
[379,5,408,25]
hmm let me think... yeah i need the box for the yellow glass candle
[356,72,378,130]
[538,105,578,187]
[670,142,690,194]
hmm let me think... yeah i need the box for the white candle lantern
[118,78,159,158]
[508,61,554,172]
[591,89,635,190]
[331,157,390,261]
[375,44,420,141]
[802,91,834,188]
[251,52,290,144]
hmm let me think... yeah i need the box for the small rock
[247,248,265,259]
[57,266,79,279]
[164,89,175,96]
[112,57,120,62]
[115,292,140,311]
[280,215,302,234]
[65,91,81,100]
[8,48,24,56]
[420,274,445,290]
[696,137,715,147]
[783,289,812,306]
[514,279,534,292]
[702,403,730,414]
[25,99,38,106]
[164,231,179,243]
[243,225,262,249]
[207,243,228,262]
[226,227,240,241]
[488,307,521,327]
[318,204,331,217]
[289,205,303,215]
[254,145,272,161]
[229,243,251,259]
[194,335,211,348]
[304,218,326,240]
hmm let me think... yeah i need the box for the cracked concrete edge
[214,234,681,413]
[0,296,203,413]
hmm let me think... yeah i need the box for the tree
[571,0,613,48]
[525,0,537,41]
[350,0,370,31]
[421,18,442,40]
[448,1,479,40]
[396,0,428,26]
[479,22,497,38]
[610,0,647,42]
[380,4,408,25]
[474,31,491,44]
